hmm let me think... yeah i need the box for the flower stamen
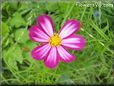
[49,33,61,46]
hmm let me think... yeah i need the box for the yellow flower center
[49,33,61,46]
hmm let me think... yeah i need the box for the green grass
[1,0,114,85]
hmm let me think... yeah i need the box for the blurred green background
[1,0,114,85]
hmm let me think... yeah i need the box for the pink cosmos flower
[29,15,86,68]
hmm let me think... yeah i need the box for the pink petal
[37,15,54,37]
[59,19,80,39]
[32,43,51,60]
[57,46,75,63]
[44,47,59,68]
[61,35,86,50]
[29,25,50,42]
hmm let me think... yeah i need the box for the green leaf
[9,2,18,10]
[14,28,29,43]
[25,40,37,50]
[89,19,109,41]
[10,12,26,28]
[2,37,13,48]
[46,3,57,12]
[57,75,75,85]
[3,45,23,70]
[2,22,9,37]
[22,40,37,61]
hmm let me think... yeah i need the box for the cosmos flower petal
[57,46,75,63]
[62,35,86,50]
[59,19,80,39]
[44,47,59,68]
[32,43,51,60]
[37,15,54,37]
[29,25,50,42]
